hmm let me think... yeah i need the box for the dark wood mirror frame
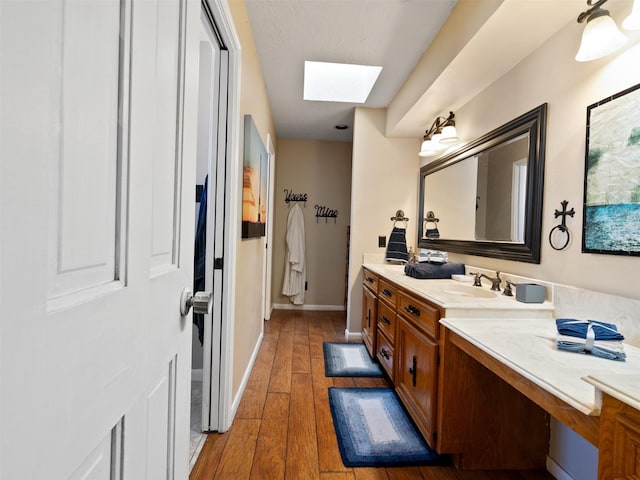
[418,103,547,264]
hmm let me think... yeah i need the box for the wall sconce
[418,111,458,158]
[575,0,628,62]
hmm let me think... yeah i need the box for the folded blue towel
[555,318,625,341]
[404,262,465,279]
[555,318,626,361]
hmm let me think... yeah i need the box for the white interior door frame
[263,134,275,320]
[198,4,223,433]
[202,0,241,433]
[511,157,528,243]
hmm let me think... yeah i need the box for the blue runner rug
[328,387,446,467]
[323,342,384,377]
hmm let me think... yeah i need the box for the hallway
[189,310,555,480]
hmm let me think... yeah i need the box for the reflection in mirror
[418,104,547,263]
[475,132,528,242]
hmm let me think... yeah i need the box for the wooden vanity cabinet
[376,279,397,380]
[598,393,640,479]
[395,291,441,448]
[361,269,378,358]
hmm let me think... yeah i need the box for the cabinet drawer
[378,279,398,308]
[376,328,394,381]
[362,285,378,358]
[398,291,440,339]
[377,301,396,343]
[362,268,379,292]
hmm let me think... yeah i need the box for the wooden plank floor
[190,310,555,480]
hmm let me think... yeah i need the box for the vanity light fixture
[418,111,458,158]
[575,0,627,62]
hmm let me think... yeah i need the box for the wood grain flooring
[189,309,555,480]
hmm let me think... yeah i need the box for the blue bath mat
[323,342,384,377]
[328,387,446,467]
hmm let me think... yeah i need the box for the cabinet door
[396,316,438,447]
[362,286,378,358]
[599,393,640,479]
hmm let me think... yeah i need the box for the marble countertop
[363,262,554,318]
[441,317,640,415]
[583,374,640,411]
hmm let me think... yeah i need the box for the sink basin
[441,285,497,298]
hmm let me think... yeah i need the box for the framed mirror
[418,104,547,263]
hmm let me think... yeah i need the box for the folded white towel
[418,249,448,264]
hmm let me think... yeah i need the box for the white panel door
[0,0,200,479]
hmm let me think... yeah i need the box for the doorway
[190,0,230,466]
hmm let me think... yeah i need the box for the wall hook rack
[284,188,308,206]
[549,199,575,251]
[315,204,338,223]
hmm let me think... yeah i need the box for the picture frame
[242,115,268,238]
[582,82,640,256]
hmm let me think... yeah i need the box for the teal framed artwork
[583,82,640,256]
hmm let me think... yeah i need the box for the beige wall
[227,0,276,397]
[272,139,352,308]
[348,108,420,333]
[442,12,640,301]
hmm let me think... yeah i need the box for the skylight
[303,61,382,103]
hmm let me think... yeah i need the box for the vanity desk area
[361,263,640,477]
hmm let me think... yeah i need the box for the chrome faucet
[470,271,502,291]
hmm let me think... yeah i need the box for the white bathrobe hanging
[282,203,305,305]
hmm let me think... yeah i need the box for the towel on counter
[385,227,409,263]
[555,318,626,361]
[556,318,625,341]
[418,249,448,264]
[556,334,626,361]
[404,262,465,279]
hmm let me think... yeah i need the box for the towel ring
[549,200,574,251]
[424,210,439,223]
[391,209,409,227]
[549,224,570,251]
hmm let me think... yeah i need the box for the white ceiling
[245,0,586,143]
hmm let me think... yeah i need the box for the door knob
[180,287,213,316]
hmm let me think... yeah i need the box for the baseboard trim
[344,329,363,341]
[547,455,575,480]
[273,303,345,311]
[230,331,264,419]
